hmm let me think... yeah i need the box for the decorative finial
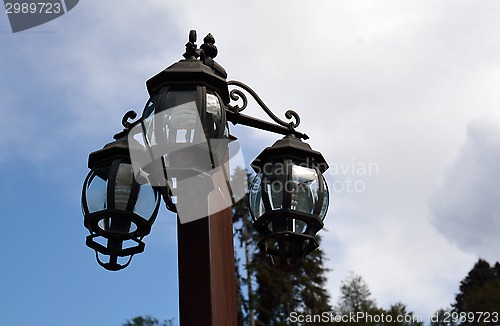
[200,33,225,77]
[201,33,218,60]
[183,30,199,59]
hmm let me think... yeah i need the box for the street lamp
[82,114,161,271]
[81,30,331,325]
[249,135,329,269]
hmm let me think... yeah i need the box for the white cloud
[430,116,500,263]
[0,1,188,161]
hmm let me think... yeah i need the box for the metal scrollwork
[227,80,301,131]
[284,110,300,130]
[121,110,139,131]
[229,88,248,113]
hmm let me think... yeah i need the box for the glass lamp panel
[97,218,110,231]
[143,98,157,147]
[205,92,227,166]
[263,164,285,211]
[85,169,108,213]
[319,176,329,219]
[133,183,159,220]
[294,219,308,233]
[162,90,199,144]
[249,173,265,219]
[290,164,319,215]
[114,163,134,210]
[205,92,222,138]
[267,182,283,210]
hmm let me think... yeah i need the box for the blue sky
[2,1,500,325]
[0,3,183,324]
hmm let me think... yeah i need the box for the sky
[1,1,500,325]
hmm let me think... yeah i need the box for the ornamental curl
[284,110,300,130]
[229,89,248,113]
[121,110,138,130]
[227,80,301,131]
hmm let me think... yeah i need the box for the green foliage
[333,273,382,326]
[333,274,422,326]
[232,168,331,326]
[122,315,175,326]
[430,308,458,326]
[336,273,377,314]
[251,238,331,326]
[385,302,423,326]
[452,259,500,325]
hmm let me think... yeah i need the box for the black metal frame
[82,118,161,271]
[248,134,329,268]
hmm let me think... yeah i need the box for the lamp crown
[251,135,329,173]
[146,30,229,102]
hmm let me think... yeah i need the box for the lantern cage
[82,130,161,271]
[249,135,329,268]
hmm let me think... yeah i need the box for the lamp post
[81,30,330,326]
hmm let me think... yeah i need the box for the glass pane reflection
[319,176,329,219]
[206,93,221,136]
[249,174,265,219]
[290,164,319,215]
[86,170,107,213]
[163,90,199,143]
[143,90,200,146]
[134,184,159,219]
[115,164,133,210]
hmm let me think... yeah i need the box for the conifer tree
[122,316,175,326]
[333,273,422,326]
[232,168,331,326]
[453,259,500,325]
[430,308,458,326]
[333,273,382,326]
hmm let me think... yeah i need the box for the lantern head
[82,127,161,271]
[132,31,232,212]
[249,135,329,269]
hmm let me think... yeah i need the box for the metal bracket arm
[226,80,309,140]
[226,110,309,140]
